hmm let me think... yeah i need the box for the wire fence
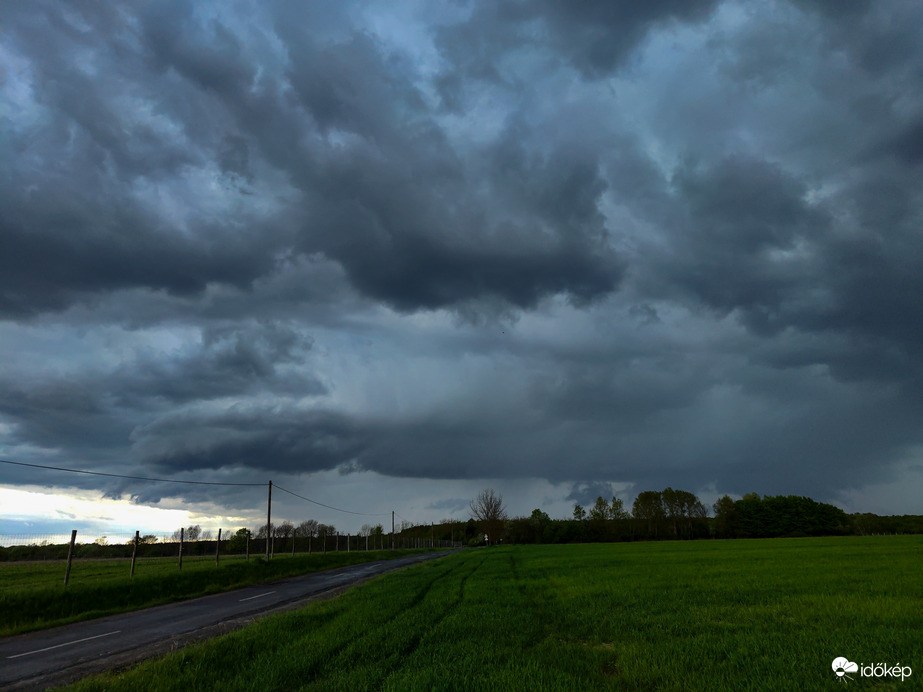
[0,527,462,588]
[0,530,459,559]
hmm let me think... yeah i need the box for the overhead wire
[2,458,395,520]
[0,458,265,486]
[273,483,391,517]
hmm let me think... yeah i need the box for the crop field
[0,549,434,636]
[67,536,920,691]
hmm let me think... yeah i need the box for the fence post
[64,529,77,586]
[347,534,350,553]
[336,533,339,551]
[179,527,184,571]
[130,530,139,577]
[215,528,221,567]
[246,530,250,561]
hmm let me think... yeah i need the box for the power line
[0,458,265,487]
[273,483,390,517]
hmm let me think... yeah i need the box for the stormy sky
[2,0,922,534]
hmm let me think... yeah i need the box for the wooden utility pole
[130,530,139,577]
[215,528,222,566]
[64,530,77,586]
[266,480,272,562]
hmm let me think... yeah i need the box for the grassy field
[0,549,436,636]
[67,536,921,691]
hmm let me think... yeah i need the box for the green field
[0,550,435,636]
[67,536,921,691]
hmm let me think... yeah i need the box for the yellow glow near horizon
[0,486,253,541]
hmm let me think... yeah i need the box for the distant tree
[713,495,737,538]
[528,508,551,543]
[93,536,108,546]
[359,524,374,537]
[610,497,629,520]
[317,523,335,537]
[661,488,707,537]
[171,525,202,541]
[573,504,587,521]
[227,528,250,553]
[139,535,158,544]
[470,488,508,545]
[256,523,275,539]
[295,520,318,538]
[589,496,612,522]
[276,522,295,539]
[200,529,213,541]
[632,491,665,537]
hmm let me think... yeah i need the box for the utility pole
[64,529,77,586]
[130,530,139,577]
[266,480,272,562]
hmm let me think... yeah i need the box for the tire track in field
[391,552,485,650]
[270,556,464,682]
[376,552,487,682]
[508,549,554,650]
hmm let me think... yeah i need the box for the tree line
[470,487,923,545]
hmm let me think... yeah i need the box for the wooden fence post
[215,528,222,567]
[246,529,250,561]
[64,530,77,587]
[130,530,139,577]
[178,527,184,571]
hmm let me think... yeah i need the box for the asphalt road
[0,551,454,690]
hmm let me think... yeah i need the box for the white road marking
[239,590,276,602]
[7,630,121,659]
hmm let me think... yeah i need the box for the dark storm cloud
[2,0,923,516]
[1,0,628,319]
[116,322,324,406]
[133,408,368,476]
[434,0,722,86]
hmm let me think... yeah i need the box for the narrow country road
[0,551,454,690]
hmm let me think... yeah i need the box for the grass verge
[0,549,439,636]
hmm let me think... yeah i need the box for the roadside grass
[0,549,439,636]
[67,536,921,691]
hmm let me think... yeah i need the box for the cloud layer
[2,0,922,522]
